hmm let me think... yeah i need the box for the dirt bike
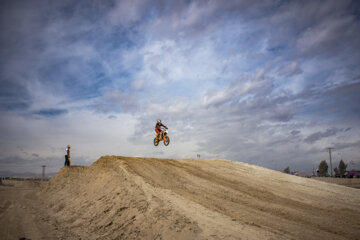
[154,128,170,146]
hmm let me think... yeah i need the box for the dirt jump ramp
[42,156,360,240]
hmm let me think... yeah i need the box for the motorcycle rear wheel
[164,136,170,146]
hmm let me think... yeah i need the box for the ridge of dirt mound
[42,156,360,240]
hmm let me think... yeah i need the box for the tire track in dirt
[120,156,360,240]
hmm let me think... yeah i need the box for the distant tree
[338,160,347,176]
[334,167,340,177]
[283,166,290,174]
[318,160,328,177]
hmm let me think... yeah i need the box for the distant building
[345,170,360,178]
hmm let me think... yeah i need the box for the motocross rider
[155,119,168,140]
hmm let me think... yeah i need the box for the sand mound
[42,156,360,240]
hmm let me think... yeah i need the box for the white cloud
[96,89,139,113]
[133,38,225,87]
[1,0,360,174]
[0,109,140,171]
[277,62,302,77]
[131,79,144,90]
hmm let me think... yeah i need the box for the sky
[1,0,360,175]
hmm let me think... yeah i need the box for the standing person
[64,145,71,166]
[155,119,168,141]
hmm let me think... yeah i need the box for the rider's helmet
[157,119,161,124]
[67,145,70,149]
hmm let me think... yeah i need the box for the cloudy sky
[1,0,360,174]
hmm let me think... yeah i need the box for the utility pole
[328,148,333,177]
[42,165,46,181]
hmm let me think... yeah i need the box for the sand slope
[42,156,360,240]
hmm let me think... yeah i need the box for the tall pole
[328,148,333,177]
[42,165,46,181]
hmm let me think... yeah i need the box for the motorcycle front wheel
[164,136,170,146]
[154,137,159,146]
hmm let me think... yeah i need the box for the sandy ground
[0,180,59,240]
[1,156,360,239]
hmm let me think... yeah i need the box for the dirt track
[0,180,58,240]
[2,156,360,239]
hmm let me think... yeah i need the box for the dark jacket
[155,122,167,131]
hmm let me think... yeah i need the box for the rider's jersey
[155,123,167,131]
